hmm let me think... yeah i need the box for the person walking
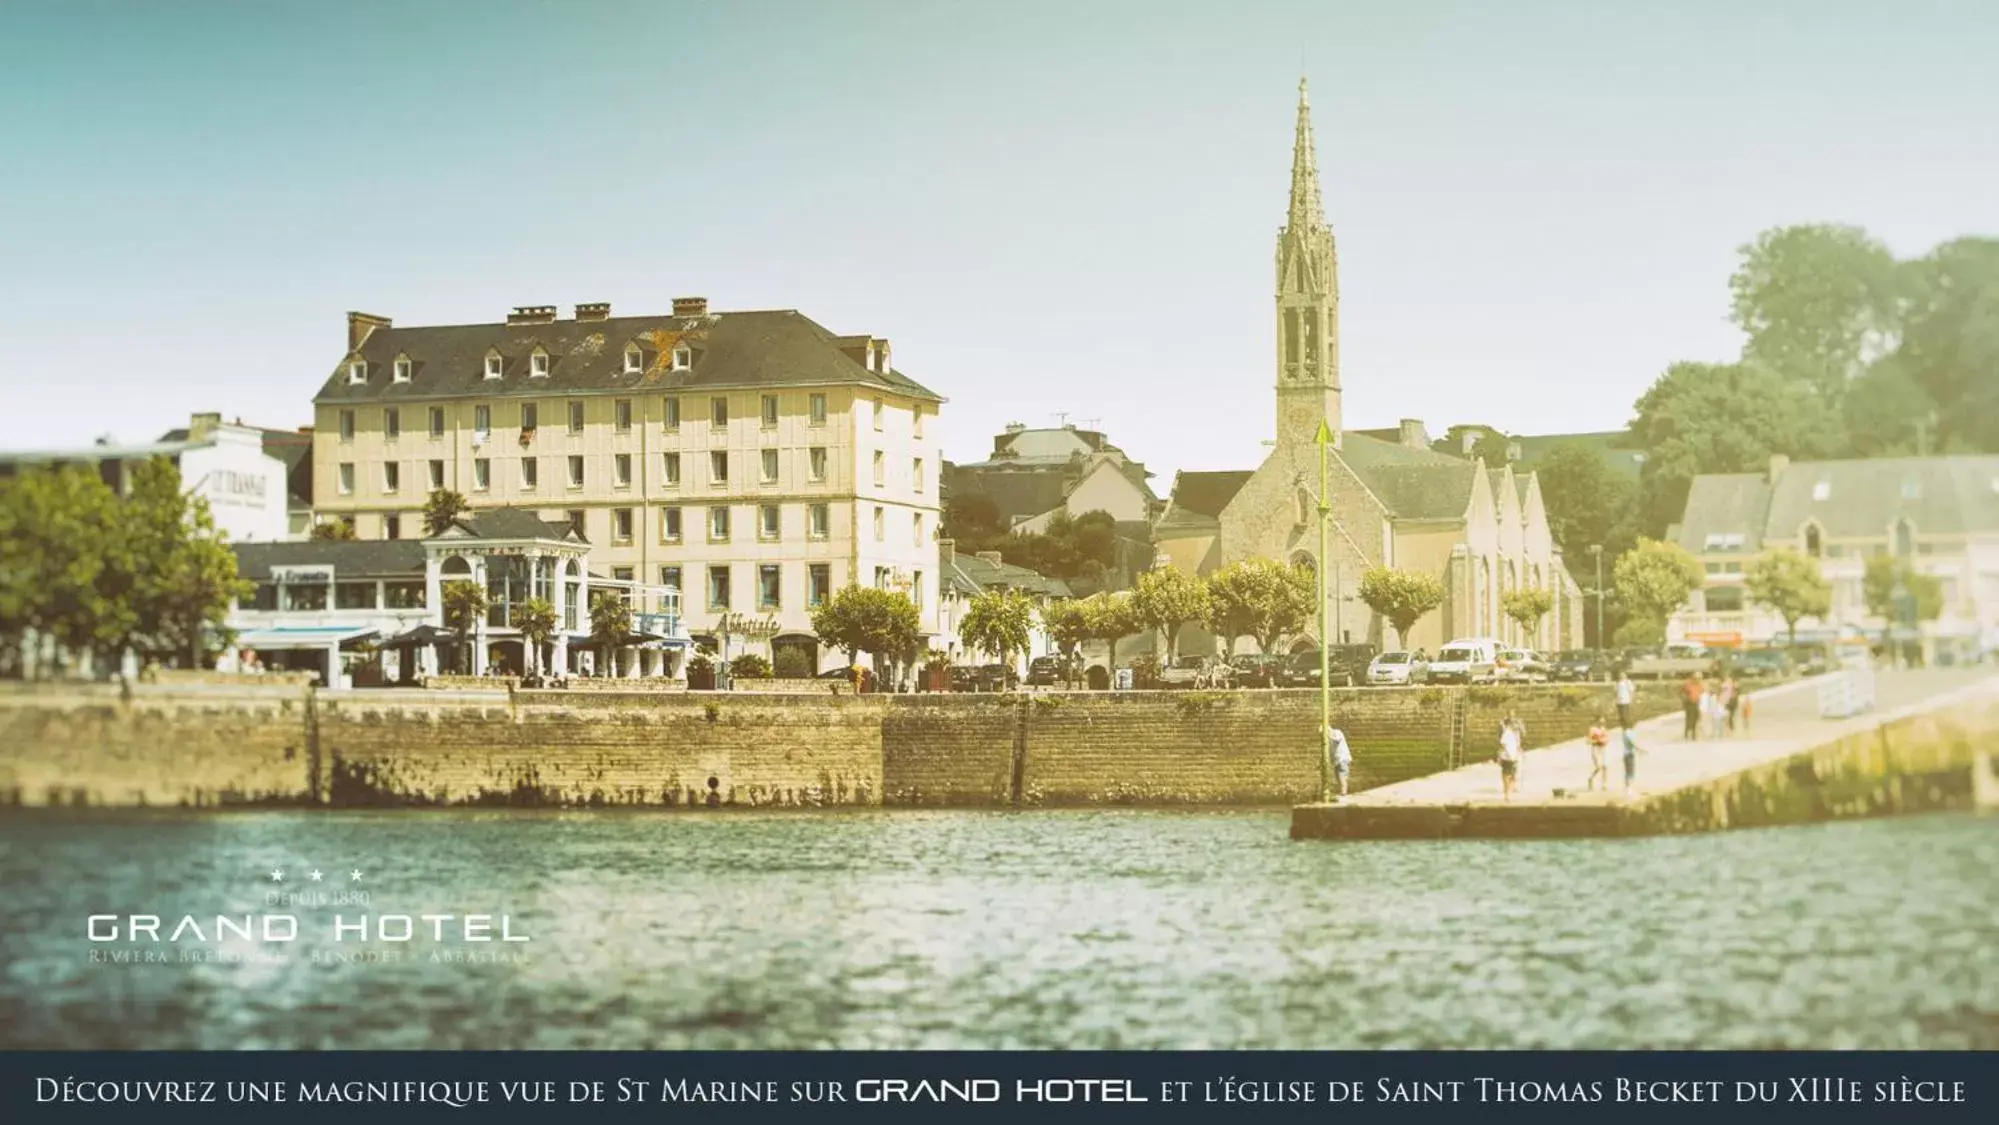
[1615,670,1636,730]
[1497,717,1523,801]
[1721,675,1740,734]
[1586,714,1611,792]
[1680,672,1703,741]
[1326,725,1352,799]
[1703,678,1727,739]
[1621,726,1643,797]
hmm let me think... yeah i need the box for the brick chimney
[507,305,557,325]
[939,538,956,568]
[347,311,391,351]
[1768,453,1790,482]
[574,302,611,322]
[1397,418,1429,450]
[672,296,709,318]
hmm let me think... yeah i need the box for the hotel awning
[234,626,378,651]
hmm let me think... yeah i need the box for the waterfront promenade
[1294,666,1999,839]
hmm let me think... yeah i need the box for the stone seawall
[0,682,1682,810]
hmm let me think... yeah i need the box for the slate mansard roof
[314,308,943,406]
[1675,455,1999,553]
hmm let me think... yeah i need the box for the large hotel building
[309,297,944,670]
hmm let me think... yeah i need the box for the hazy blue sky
[2,0,1993,481]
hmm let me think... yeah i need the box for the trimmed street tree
[1080,591,1142,666]
[1862,555,1944,658]
[808,585,922,672]
[1357,567,1445,651]
[959,588,1035,672]
[1613,538,1704,637]
[588,589,633,675]
[1040,598,1093,686]
[0,463,123,676]
[1744,548,1832,644]
[311,517,357,541]
[511,596,558,675]
[423,489,472,537]
[1500,587,1555,646]
[1206,558,1314,655]
[1130,566,1211,662]
[440,580,488,674]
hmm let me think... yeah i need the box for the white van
[1428,637,1501,684]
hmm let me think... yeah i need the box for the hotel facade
[309,298,944,672]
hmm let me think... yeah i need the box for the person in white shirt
[1615,671,1636,729]
[1497,717,1523,800]
[1326,725,1353,798]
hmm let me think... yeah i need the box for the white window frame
[472,458,491,492]
[530,349,550,378]
[520,457,538,491]
[809,503,829,540]
[808,446,827,482]
[612,508,633,543]
[661,506,683,543]
[673,346,692,371]
[393,356,411,383]
[709,506,731,542]
[809,393,827,427]
[760,449,779,484]
[759,504,780,540]
[484,352,502,380]
[382,462,400,494]
[428,460,444,490]
[567,455,585,489]
[348,360,368,384]
[624,345,643,374]
[337,463,355,495]
[710,450,729,485]
[662,452,681,487]
[614,453,632,488]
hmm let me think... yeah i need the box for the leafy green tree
[1080,590,1142,666]
[959,588,1035,670]
[131,461,247,668]
[1628,361,1846,534]
[1041,599,1093,657]
[510,596,558,675]
[729,652,773,679]
[1897,237,1999,453]
[1130,566,1211,661]
[1205,558,1314,655]
[0,464,122,676]
[311,517,357,541]
[1613,538,1704,635]
[1861,556,1944,626]
[1744,548,1832,644]
[1431,424,1515,466]
[1842,357,1944,458]
[808,586,921,668]
[1501,587,1555,643]
[1535,443,1639,562]
[423,489,472,537]
[1729,223,1909,401]
[440,580,488,673]
[588,589,633,674]
[1357,567,1445,651]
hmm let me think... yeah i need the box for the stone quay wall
[0,682,1684,810]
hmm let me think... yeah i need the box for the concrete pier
[1293,668,1999,839]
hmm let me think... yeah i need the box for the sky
[1,0,1994,483]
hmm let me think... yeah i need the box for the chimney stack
[1397,418,1429,450]
[189,412,222,442]
[939,537,956,568]
[347,311,391,352]
[672,296,709,318]
[574,302,611,322]
[1768,453,1790,482]
[507,305,557,325]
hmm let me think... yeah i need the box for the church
[1153,81,1585,656]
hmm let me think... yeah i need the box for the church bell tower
[1274,78,1341,449]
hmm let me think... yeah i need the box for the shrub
[773,648,814,679]
[730,653,773,679]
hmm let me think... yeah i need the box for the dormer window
[393,354,411,383]
[484,350,503,380]
[623,344,643,374]
[347,359,368,384]
[672,345,691,371]
[530,347,550,378]
[1811,480,1831,501]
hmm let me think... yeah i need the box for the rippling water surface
[2,809,1996,1049]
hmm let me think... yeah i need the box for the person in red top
[1680,673,1704,741]
[1586,715,1611,792]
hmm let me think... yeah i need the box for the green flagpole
[1316,418,1334,802]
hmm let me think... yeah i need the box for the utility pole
[1591,544,1605,649]
[1316,419,1334,802]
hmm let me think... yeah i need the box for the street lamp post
[1315,420,1334,803]
[1590,544,1605,650]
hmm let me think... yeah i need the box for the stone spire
[1287,77,1326,234]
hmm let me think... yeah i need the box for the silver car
[1367,651,1428,685]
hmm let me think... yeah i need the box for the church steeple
[1274,78,1341,449]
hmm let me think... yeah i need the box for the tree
[510,596,558,675]
[1897,237,1999,454]
[808,586,921,668]
[588,589,632,674]
[1357,568,1445,650]
[1729,223,1908,401]
[1534,443,1639,562]
[1205,558,1314,655]
[1843,357,1943,458]
[1613,538,1703,636]
[1861,556,1944,627]
[1039,599,1093,686]
[440,580,488,674]
[1130,566,1211,661]
[0,464,123,676]
[1431,424,1515,466]
[1744,548,1832,644]
[423,489,472,537]
[729,652,773,679]
[1628,361,1846,534]
[1080,590,1142,666]
[311,517,357,541]
[959,588,1035,670]
[1501,587,1555,644]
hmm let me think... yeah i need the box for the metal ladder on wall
[1446,690,1470,771]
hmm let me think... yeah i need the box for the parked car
[1783,644,1833,676]
[1729,647,1794,680]
[1614,647,1653,675]
[1625,644,1718,681]
[1550,649,1611,682]
[1275,648,1358,688]
[1156,654,1210,689]
[1366,650,1429,686]
[1428,637,1501,684]
[1228,653,1283,688]
[949,664,1015,692]
[1495,648,1550,683]
[1025,656,1064,686]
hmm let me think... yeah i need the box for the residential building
[1151,81,1583,657]
[0,411,295,543]
[308,298,943,673]
[946,421,1158,530]
[935,539,1073,673]
[1668,453,1999,661]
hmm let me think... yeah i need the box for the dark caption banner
[5,1052,1987,1122]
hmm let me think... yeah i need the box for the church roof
[1351,462,1479,521]
[1166,470,1255,520]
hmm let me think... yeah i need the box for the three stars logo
[268,868,365,883]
